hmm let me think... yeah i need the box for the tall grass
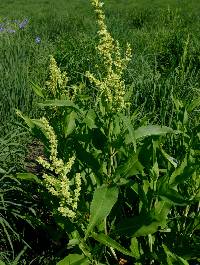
[1,0,200,130]
[0,0,200,264]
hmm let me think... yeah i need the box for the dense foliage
[0,0,200,264]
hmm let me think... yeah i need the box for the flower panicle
[46,55,68,98]
[87,0,132,112]
[37,117,81,220]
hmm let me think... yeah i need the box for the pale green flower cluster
[37,117,81,219]
[86,0,132,112]
[46,55,68,98]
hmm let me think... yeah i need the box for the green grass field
[0,0,200,264]
[1,0,200,128]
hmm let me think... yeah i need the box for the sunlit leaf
[57,254,89,265]
[86,185,118,237]
[130,237,140,259]
[16,173,41,184]
[134,125,174,140]
[38,99,79,110]
[92,233,134,257]
[30,81,45,98]
[119,114,136,151]
[0,168,6,174]
[64,111,77,137]
[83,109,97,129]
[16,110,35,129]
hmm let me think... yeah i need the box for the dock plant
[17,0,200,264]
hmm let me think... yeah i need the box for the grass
[0,0,200,264]
[1,0,200,129]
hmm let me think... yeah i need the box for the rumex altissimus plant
[17,0,200,264]
[85,0,132,113]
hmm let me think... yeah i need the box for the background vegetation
[0,0,200,264]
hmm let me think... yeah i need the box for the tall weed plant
[17,0,200,264]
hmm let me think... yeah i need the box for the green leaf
[119,114,136,151]
[16,173,41,184]
[57,254,89,265]
[86,185,118,238]
[16,110,35,129]
[183,108,188,125]
[64,111,77,137]
[113,115,121,136]
[30,81,45,98]
[116,214,164,237]
[130,237,140,259]
[92,233,134,257]
[154,201,171,220]
[38,100,79,110]
[134,125,175,140]
[115,149,144,179]
[0,168,6,174]
[171,95,183,111]
[169,156,194,187]
[187,96,200,113]
[75,143,101,174]
[83,109,97,129]
[159,186,188,206]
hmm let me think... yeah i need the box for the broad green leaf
[57,254,89,265]
[64,111,77,137]
[92,233,134,257]
[30,81,45,98]
[16,173,41,184]
[83,109,97,129]
[159,186,188,206]
[75,143,101,174]
[0,261,6,265]
[115,149,144,179]
[130,237,140,259]
[38,100,79,110]
[154,201,171,219]
[150,161,159,181]
[187,96,200,113]
[113,115,121,136]
[119,114,136,151]
[169,157,195,187]
[86,186,118,237]
[116,214,163,237]
[134,125,174,140]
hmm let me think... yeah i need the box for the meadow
[0,0,200,264]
